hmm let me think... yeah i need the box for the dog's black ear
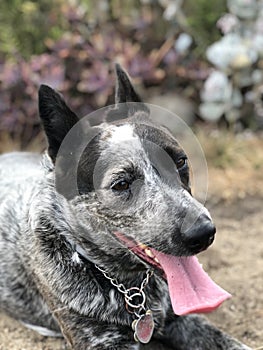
[115,63,143,104]
[38,85,79,162]
[106,64,149,122]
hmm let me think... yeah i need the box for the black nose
[184,215,216,254]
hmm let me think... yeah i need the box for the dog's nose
[184,215,216,254]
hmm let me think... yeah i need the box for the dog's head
[38,64,215,265]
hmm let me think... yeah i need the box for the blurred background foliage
[0,0,262,149]
[183,0,227,54]
[0,0,68,58]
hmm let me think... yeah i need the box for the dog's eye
[176,158,187,170]
[111,180,130,192]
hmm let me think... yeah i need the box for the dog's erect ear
[38,85,79,162]
[115,63,143,104]
[106,64,149,122]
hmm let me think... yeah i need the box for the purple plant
[0,3,211,147]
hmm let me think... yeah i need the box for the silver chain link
[95,264,153,308]
[95,264,155,343]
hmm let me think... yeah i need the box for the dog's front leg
[160,314,251,350]
[52,305,138,350]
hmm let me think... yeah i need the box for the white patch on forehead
[108,124,136,144]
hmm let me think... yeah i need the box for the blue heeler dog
[0,65,251,350]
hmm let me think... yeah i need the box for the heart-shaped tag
[132,310,155,344]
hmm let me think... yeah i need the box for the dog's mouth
[114,231,231,316]
[115,232,162,270]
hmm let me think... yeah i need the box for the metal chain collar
[66,239,155,342]
[95,264,153,317]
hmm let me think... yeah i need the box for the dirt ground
[0,132,262,350]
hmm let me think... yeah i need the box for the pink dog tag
[132,310,154,344]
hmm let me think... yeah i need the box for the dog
[0,64,251,350]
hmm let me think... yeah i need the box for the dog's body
[0,66,251,350]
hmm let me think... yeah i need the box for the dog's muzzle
[183,214,216,254]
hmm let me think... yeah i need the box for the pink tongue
[152,250,231,316]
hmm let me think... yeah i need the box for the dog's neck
[63,234,148,281]
[66,236,156,344]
